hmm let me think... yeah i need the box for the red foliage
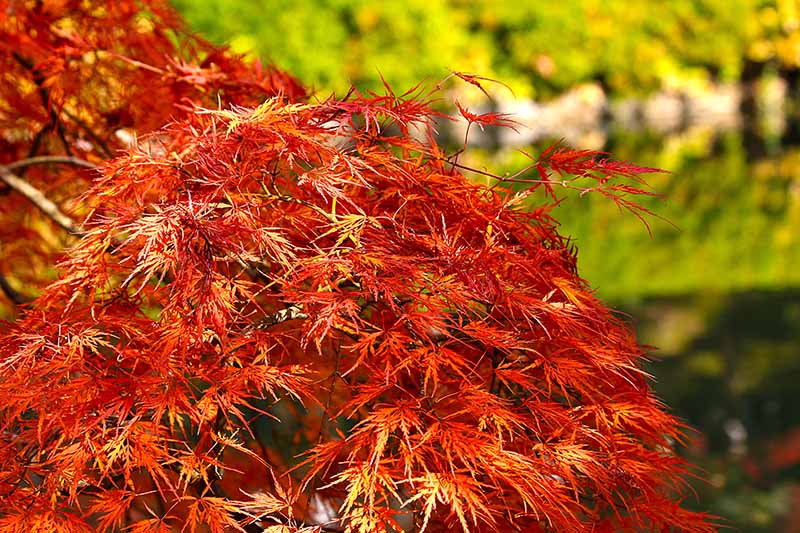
[0,2,714,532]
[0,0,304,302]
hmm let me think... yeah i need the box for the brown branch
[0,166,83,236]
[3,156,96,172]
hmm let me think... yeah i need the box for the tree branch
[255,305,308,329]
[12,51,73,157]
[3,156,96,172]
[0,273,31,307]
[0,165,83,236]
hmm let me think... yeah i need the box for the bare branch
[0,166,83,236]
[3,156,96,172]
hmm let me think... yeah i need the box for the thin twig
[0,166,83,236]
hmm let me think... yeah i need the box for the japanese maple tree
[0,1,714,532]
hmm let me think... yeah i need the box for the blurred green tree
[171,0,487,95]
[173,0,775,98]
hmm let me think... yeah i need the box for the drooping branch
[0,166,83,236]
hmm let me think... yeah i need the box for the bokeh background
[171,1,800,530]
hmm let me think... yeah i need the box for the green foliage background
[174,0,800,98]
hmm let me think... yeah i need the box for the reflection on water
[626,290,800,532]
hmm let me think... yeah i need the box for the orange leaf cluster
[0,2,714,532]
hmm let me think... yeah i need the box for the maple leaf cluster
[0,1,714,532]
